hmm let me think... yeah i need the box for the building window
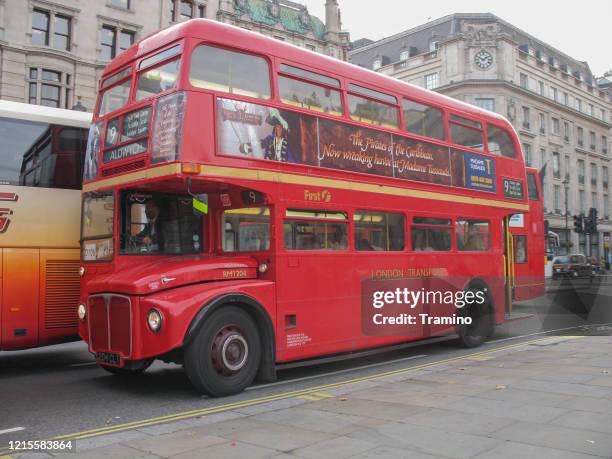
[601,109,606,121]
[589,104,594,117]
[552,152,560,178]
[564,122,570,141]
[372,59,381,70]
[564,155,570,180]
[32,9,72,51]
[538,80,544,95]
[563,92,568,105]
[592,192,598,211]
[554,185,561,213]
[579,190,585,213]
[474,98,494,112]
[180,1,193,20]
[590,131,596,151]
[519,73,528,89]
[604,195,610,219]
[578,160,585,184]
[522,106,530,129]
[577,126,584,146]
[305,44,316,51]
[109,0,130,9]
[551,117,560,135]
[424,73,439,90]
[575,98,582,112]
[27,67,71,108]
[523,143,532,166]
[550,86,557,101]
[100,25,135,60]
[539,113,545,133]
[540,148,546,169]
[198,4,206,17]
[603,136,608,154]
[591,163,597,186]
[32,9,50,46]
[603,166,609,190]
[399,50,409,61]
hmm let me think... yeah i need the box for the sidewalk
[13,334,612,458]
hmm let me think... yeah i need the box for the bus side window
[354,211,405,251]
[189,44,271,99]
[450,115,484,151]
[402,99,445,140]
[278,64,343,116]
[411,217,452,252]
[514,235,527,263]
[456,219,490,251]
[284,209,348,250]
[487,125,516,158]
[222,207,270,252]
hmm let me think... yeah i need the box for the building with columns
[0,0,349,112]
[350,13,612,261]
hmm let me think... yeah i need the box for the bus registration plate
[95,352,121,366]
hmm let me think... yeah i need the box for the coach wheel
[457,287,493,348]
[100,358,153,375]
[185,306,261,397]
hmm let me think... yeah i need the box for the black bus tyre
[457,288,494,348]
[185,306,261,397]
[100,358,153,375]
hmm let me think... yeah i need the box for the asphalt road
[1,276,611,446]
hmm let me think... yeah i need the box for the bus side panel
[1,249,39,349]
[37,249,80,346]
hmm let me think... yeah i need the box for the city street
[1,277,611,457]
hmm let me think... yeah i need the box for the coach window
[284,209,348,250]
[450,114,484,151]
[354,211,405,251]
[487,125,516,158]
[456,220,489,251]
[189,44,270,99]
[278,64,343,116]
[411,217,452,252]
[348,84,399,129]
[402,99,445,140]
[222,207,270,252]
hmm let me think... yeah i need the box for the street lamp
[563,178,569,252]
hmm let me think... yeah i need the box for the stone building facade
[350,13,612,261]
[0,0,349,112]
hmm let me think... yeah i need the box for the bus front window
[81,191,115,261]
[120,191,203,255]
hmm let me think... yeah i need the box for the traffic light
[587,208,598,234]
[573,214,583,233]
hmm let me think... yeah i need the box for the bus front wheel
[185,306,261,397]
[457,288,494,348]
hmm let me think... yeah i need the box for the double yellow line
[0,335,576,454]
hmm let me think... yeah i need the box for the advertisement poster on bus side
[216,98,494,193]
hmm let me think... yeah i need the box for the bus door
[503,216,515,312]
[276,208,355,360]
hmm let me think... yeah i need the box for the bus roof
[0,100,91,128]
[104,19,509,127]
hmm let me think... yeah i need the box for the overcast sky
[300,0,611,77]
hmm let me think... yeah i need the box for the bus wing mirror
[187,177,208,215]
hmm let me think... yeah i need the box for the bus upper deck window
[487,125,516,158]
[450,115,483,151]
[98,79,131,116]
[348,84,399,129]
[403,99,445,140]
[189,45,271,99]
[136,58,180,101]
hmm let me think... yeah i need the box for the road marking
[70,362,97,367]
[0,427,24,436]
[297,395,323,401]
[42,336,562,443]
[247,353,428,392]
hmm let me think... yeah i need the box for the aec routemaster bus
[78,19,540,396]
[0,100,91,350]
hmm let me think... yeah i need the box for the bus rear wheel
[457,288,493,348]
[100,358,153,375]
[185,306,261,397]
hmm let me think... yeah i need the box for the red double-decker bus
[79,19,539,396]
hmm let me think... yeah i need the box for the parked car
[551,254,593,279]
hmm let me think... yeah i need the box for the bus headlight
[147,309,163,333]
[258,263,268,273]
[79,266,85,277]
[78,304,87,320]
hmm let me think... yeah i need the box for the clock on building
[474,50,493,69]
